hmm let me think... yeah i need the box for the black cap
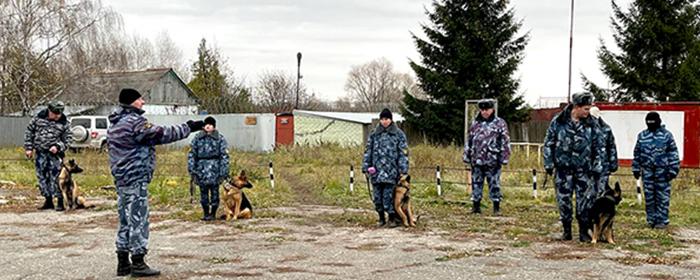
[119,88,142,105]
[379,108,392,120]
[204,116,216,127]
[477,99,495,109]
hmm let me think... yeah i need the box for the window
[95,118,107,129]
[71,118,91,128]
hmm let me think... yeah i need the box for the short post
[532,169,538,199]
[636,178,643,205]
[269,161,275,189]
[436,165,442,196]
[349,165,355,192]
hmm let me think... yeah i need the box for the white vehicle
[69,115,110,152]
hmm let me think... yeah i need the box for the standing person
[589,106,618,197]
[362,108,409,228]
[24,100,72,211]
[632,112,680,229]
[543,92,604,242]
[108,88,204,277]
[462,99,511,215]
[188,116,230,221]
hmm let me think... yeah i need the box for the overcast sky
[103,0,633,106]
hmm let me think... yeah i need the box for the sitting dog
[590,182,622,244]
[58,159,93,210]
[394,174,416,227]
[222,170,254,221]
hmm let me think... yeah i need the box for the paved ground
[1,185,700,279]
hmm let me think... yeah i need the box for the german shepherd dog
[222,170,254,221]
[58,159,93,210]
[590,182,622,244]
[394,174,417,227]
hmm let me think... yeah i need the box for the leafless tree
[254,70,319,113]
[0,0,121,115]
[344,58,418,112]
[153,30,188,81]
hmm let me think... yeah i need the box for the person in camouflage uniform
[543,92,604,242]
[632,112,680,230]
[362,108,409,228]
[108,88,204,277]
[24,100,72,211]
[188,116,229,221]
[589,107,618,197]
[463,99,511,215]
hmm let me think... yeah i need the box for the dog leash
[365,173,374,202]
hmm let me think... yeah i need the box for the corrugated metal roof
[59,68,193,105]
[293,110,404,124]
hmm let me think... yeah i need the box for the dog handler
[188,116,230,221]
[362,108,409,228]
[108,88,204,277]
[543,92,605,242]
[589,107,618,198]
[24,100,72,211]
[463,99,511,215]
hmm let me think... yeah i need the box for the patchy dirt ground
[1,187,700,280]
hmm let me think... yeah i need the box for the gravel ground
[1,187,699,280]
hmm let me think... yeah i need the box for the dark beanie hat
[119,88,142,105]
[204,116,216,127]
[379,108,393,120]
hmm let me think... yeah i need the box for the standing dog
[222,170,254,221]
[58,159,93,210]
[394,174,416,227]
[590,182,622,244]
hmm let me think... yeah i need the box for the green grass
[2,144,699,263]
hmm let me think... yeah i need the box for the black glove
[633,171,641,180]
[186,120,205,132]
[545,168,554,176]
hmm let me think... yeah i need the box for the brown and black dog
[394,174,417,227]
[590,182,622,244]
[222,170,254,221]
[58,159,93,210]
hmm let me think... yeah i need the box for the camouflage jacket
[362,123,409,184]
[188,130,230,186]
[463,114,511,167]
[597,117,618,174]
[543,104,605,174]
[24,109,72,154]
[108,105,191,188]
[632,126,680,178]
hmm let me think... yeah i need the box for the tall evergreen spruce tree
[402,0,529,144]
[587,0,700,102]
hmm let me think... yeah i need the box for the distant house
[56,68,198,116]
[292,110,405,147]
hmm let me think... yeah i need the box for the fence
[0,114,277,152]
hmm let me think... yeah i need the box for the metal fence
[0,114,277,152]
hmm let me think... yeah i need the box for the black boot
[579,221,592,242]
[493,201,501,216]
[208,205,218,221]
[55,196,65,212]
[471,200,481,214]
[200,204,209,221]
[116,251,131,276]
[130,254,160,277]
[387,213,400,228]
[562,221,572,241]
[37,196,54,210]
[376,211,386,227]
